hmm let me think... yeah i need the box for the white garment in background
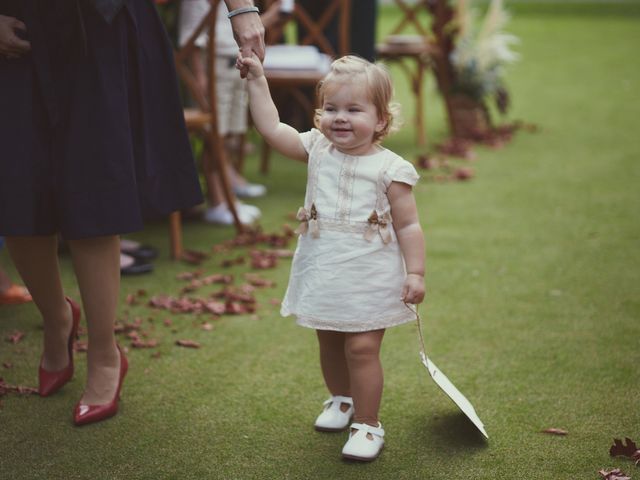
[281,129,420,332]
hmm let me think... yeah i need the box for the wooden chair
[376,0,434,147]
[257,0,352,174]
[169,0,243,259]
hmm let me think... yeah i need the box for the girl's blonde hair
[314,55,401,142]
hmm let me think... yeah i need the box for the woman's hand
[226,5,265,79]
[0,15,30,60]
[402,273,425,305]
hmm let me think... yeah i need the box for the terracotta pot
[448,94,491,140]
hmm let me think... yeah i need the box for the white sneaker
[234,183,267,198]
[235,202,261,220]
[314,395,354,432]
[342,422,385,461]
[203,204,256,225]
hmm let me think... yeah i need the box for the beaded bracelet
[227,6,260,18]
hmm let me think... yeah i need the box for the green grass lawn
[1,2,639,479]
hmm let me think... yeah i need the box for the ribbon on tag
[405,303,488,439]
[294,203,319,238]
[364,210,393,244]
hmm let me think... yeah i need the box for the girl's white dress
[281,129,420,332]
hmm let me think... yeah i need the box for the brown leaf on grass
[270,249,294,258]
[5,331,25,344]
[454,167,474,181]
[598,468,631,480]
[244,273,276,288]
[137,289,147,297]
[225,301,255,315]
[176,339,201,349]
[125,293,137,306]
[163,318,173,327]
[0,378,38,396]
[221,255,245,268]
[250,250,278,269]
[131,339,158,349]
[3,362,13,369]
[74,341,88,352]
[201,322,214,331]
[181,249,209,265]
[269,298,281,306]
[541,428,568,436]
[151,351,162,359]
[610,438,640,464]
[201,273,234,285]
[180,279,203,293]
[203,301,226,315]
[176,270,203,281]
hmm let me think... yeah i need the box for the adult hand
[0,15,30,60]
[225,1,265,78]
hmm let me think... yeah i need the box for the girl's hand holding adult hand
[236,53,263,80]
[0,15,30,59]
[227,3,265,79]
[402,274,425,305]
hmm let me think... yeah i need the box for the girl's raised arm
[241,55,308,162]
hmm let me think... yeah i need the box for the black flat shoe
[120,244,158,262]
[120,256,154,276]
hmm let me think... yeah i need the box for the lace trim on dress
[335,154,358,222]
[295,310,416,332]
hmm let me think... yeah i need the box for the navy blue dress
[0,0,203,239]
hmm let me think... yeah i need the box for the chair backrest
[387,0,430,37]
[174,0,221,115]
[264,0,351,58]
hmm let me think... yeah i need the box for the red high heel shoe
[73,345,128,426]
[38,297,81,397]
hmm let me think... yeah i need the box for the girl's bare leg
[5,236,72,371]
[67,235,121,405]
[344,329,386,427]
[316,330,351,412]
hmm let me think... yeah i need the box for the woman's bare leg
[67,235,121,405]
[344,329,386,427]
[5,236,72,371]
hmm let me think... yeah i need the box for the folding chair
[169,0,243,259]
[376,0,434,147]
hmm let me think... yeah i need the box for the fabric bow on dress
[295,203,320,238]
[364,210,393,244]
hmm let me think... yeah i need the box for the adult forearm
[224,0,255,10]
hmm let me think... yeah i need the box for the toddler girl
[241,54,425,461]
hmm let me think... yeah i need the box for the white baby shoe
[341,422,385,462]
[313,395,354,432]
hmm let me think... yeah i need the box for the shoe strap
[323,395,353,408]
[350,422,385,437]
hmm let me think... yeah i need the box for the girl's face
[319,80,386,156]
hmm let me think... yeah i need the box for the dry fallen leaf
[181,249,209,265]
[176,339,201,349]
[598,468,631,480]
[244,273,276,288]
[0,378,38,396]
[74,341,88,352]
[201,322,214,331]
[131,339,158,349]
[610,438,640,465]
[6,331,25,344]
[2,362,13,369]
[541,428,568,436]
